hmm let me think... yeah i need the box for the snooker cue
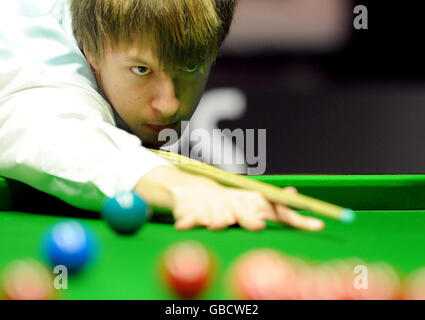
[148,149,355,223]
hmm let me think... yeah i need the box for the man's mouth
[145,122,179,133]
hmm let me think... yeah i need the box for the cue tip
[341,208,356,223]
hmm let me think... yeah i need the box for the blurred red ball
[403,267,425,300]
[333,259,401,300]
[228,249,297,300]
[161,241,215,299]
[1,259,56,300]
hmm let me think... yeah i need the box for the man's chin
[141,140,165,149]
[136,124,182,148]
[139,134,180,149]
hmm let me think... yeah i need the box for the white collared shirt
[0,0,171,212]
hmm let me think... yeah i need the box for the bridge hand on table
[171,178,324,231]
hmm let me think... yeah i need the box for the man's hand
[171,179,324,231]
[134,166,324,231]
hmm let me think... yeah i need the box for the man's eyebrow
[122,55,207,69]
[122,56,155,66]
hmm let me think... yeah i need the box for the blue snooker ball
[41,220,97,274]
[101,192,151,234]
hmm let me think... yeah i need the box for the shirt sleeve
[0,73,172,212]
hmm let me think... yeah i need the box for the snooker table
[0,174,424,300]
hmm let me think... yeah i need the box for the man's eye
[183,64,199,73]
[131,66,152,76]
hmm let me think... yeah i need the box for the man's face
[89,41,212,146]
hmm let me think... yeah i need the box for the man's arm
[0,75,171,212]
[0,71,323,231]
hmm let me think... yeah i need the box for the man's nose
[150,73,180,119]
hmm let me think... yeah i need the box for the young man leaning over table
[0,0,323,231]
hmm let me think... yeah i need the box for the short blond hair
[71,0,237,70]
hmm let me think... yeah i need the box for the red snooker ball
[161,241,214,299]
[1,259,56,300]
[333,259,401,300]
[403,267,425,300]
[304,262,346,300]
[228,249,297,300]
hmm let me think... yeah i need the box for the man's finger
[275,204,325,231]
[275,186,325,231]
[263,186,296,222]
[174,215,198,230]
[231,200,266,231]
[208,206,234,230]
[284,186,297,194]
[239,215,266,231]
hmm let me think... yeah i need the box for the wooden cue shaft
[149,149,347,221]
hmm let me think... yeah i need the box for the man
[0,0,323,231]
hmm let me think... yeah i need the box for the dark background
[205,0,425,174]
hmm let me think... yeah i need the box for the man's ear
[83,46,99,73]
